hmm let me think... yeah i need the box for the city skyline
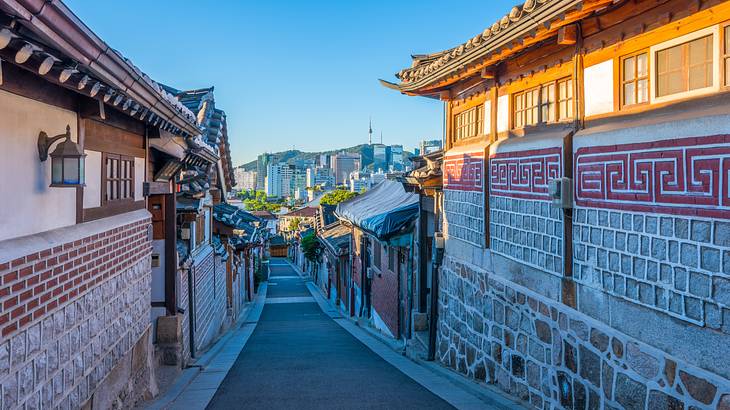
[65,0,516,165]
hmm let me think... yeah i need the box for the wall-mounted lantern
[38,125,86,187]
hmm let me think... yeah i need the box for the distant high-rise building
[332,153,361,185]
[307,167,334,188]
[390,145,404,171]
[234,169,257,191]
[419,139,442,155]
[264,163,284,197]
[319,154,331,168]
[372,144,387,172]
[256,153,276,190]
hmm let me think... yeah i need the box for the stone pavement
[148,258,525,410]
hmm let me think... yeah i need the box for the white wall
[83,150,102,209]
[584,60,614,117]
[0,89,78,241]
[497,95,509,133]
[134,157,145,201]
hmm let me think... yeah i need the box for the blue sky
[66,0,515,165]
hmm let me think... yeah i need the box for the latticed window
[557,78,574,120]
[656,34,713,97]
[514,87,539,128]
[103,153,134,203]
[454,105,484,141]
[540,83,556,123]
[621,52,649,107]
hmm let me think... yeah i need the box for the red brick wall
[371,247,399,339]
[0,212,152,409]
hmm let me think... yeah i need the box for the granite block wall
[490,197,564,275]
[437,256,730,409]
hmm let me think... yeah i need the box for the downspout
[427,193,442,361]
[186,264,196,359]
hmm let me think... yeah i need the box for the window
[388,247,396,271]
[557,78,574,120]
[656,34,713,97]
[372,242,381,270]
[722,25,730,86]
[513,77,573,129]
[103,153,134,203]
[540,83,556,123]
[514,87,539,128]
[454,105,484,141]
[621,52,649,107]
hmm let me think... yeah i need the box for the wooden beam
[558,24,578,45]
[480,68,495,79]
[439,90,450,101]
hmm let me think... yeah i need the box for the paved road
[206,258,453,410]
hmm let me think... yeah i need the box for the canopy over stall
[335,180,419,240]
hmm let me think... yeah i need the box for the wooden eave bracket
[558,24,578,45]
[480,68,495,79]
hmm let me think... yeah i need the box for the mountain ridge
[237,144,411,171]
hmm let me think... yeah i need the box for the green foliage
[320,189,357,206]
[242,190,282,212]
[300,232,320,263]
[290,217,302,231]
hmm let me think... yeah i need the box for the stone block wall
[0,211,153,409]
[437,256,730,409]
[444,190,485,247]
[490,197,564,275]
[191,247,227,355]
[443,147,486,247]
[573,209,729,327]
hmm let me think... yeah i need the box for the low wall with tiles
[443,145,486,247]
[437,256,730,409]
[0,209,154,409]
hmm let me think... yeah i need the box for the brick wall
[371,259,399,339]
[437,256,730,409]
[0,210,152,409]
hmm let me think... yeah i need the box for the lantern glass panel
[63,157,79,184]
[79,157,85,184]
[52,157,63,184]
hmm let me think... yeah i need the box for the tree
[300,232,320,263]
[289,217,302,231]
[320,189,357,206]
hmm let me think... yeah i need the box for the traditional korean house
[268,235,289,258]
[403,150,444,359]
[278,206,319,235]
[212,203,262,318]
[318,222,352,312]
[161,85,241,362]
[385,0,730,408]
[0,1,216,408]
[335,180,419,339]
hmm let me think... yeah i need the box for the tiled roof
[282,207,318,218]
[319,223,351,254]
[390,0,588,90]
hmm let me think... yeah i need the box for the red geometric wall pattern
[489,147,562,201]
[575,135,730,218]
[443,150,485,191]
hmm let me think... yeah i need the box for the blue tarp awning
[335,180,418,240]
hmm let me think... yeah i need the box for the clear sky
[65,0,515,165]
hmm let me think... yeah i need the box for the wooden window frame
[650,25,720,104]
[619,50,650,109]
[452,104,484,143]
[719,22,730,89]
[101,153,135,206]
[511,76,573,130]
[513,86,539,129]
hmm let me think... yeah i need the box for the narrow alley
[206,258,453,409]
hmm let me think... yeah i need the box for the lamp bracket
[38,125,71,161]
